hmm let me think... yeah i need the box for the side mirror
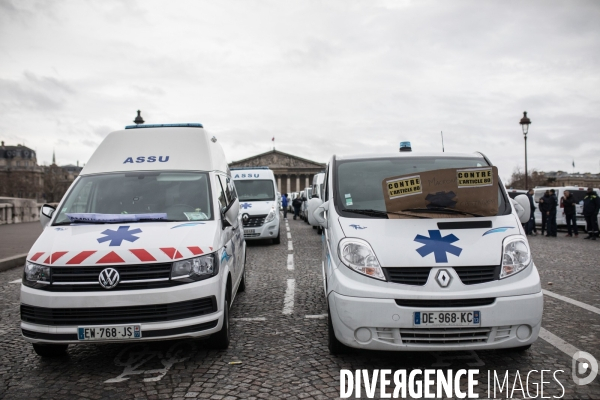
[222,198,240,229]
[313,199,329,228]
[307,197,323,226]
[512,195,531,224]
[40,204,55,228]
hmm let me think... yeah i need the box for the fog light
[516,324,532,340]
[354,327,372,343]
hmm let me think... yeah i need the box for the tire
[32,343,68,357]
[238,254,247,292]
[273,230,281,244]
[313,226,317,229]
[317,226,323,235]
[328,308,350,355]
[211,298,230,349]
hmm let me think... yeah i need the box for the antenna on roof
[441,131,445,152]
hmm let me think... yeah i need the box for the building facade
[0,142,44,201]
[229,149,325,194]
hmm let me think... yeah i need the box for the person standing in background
[539,190,550,236]
[281,193,288,219]
[583,187,600,240]
[526,189,537,236]
[292,195,303,220]
[546,189,558,237]
[562,190,578,237]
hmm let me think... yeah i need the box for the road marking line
[287,232,291,239]
[305,314,328,319]
[287,254,294,270]
[539,327,599,374]
[282,279,295,315]
[543,289,600,315]
[286,226,290,232]
[288,241,293,251]
[233,317,266,322]
[9,279,22,284]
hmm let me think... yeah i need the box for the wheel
[211,297,230,349]
[313,226,317,229]
[317,226,323,235]
[272,230,281,244]
[32,343,68,357]
[328,308,350,355]
[238,263,246,293]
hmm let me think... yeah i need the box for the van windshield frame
[333,156,511,219]
[53,171,214,225]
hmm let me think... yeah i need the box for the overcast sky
[1,0,599,181]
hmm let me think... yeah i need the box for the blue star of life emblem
[349,224,367,230]
[414,230,462,263]
[240,203,252,209]
[97,226,142,246]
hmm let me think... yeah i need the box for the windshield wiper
[343,209,431,219]
[402,207,483,218]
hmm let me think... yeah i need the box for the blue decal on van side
[482,226,515,236]
[171,222,205,229]
[97,226,142,246]
[240,203,252,209]
[414,230,462,263]
[349,224,367,230]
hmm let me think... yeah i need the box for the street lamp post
[519,111,531,189]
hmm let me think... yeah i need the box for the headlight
[171,254,217,281]
[500,236,531,279]
[23,262,51,287]
[338,238,386,281]
[264,207,276,223]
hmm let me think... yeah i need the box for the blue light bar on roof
[125,123,204,129]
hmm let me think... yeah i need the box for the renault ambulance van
[21,123,246,357]
[310,150,543,354]
[232,167,281,244]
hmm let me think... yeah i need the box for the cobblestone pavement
[0,217,599,399]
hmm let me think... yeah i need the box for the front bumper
[328,290,543,351]
[20,276,224,344]
[243,221,279,240]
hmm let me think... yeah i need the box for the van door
[217,175,241,290]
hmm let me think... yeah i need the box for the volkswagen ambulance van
[21,124,246,357]
[310,151,543,354]
[232,167,281,244]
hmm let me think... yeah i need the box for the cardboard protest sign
[381,167,498,218]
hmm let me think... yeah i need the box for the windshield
[53,171,213,225]
[334,156,509,218]
[234,179,275,201]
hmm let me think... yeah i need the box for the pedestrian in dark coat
[538,190,550,236]
[526,189,537,236]
[562,190,578,237]
[546,189,558,237]
[292,196,303,220]
[582,188,600,240]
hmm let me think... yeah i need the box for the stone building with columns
[229,150,325,194]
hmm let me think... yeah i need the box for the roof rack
[125,123,203,129]
[230,166,270,170]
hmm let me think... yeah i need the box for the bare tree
[506,167,549,189]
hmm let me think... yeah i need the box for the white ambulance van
[21,123,246,357]
[310,151,543,354]
[232,167,281,244]
[533,186,587,228]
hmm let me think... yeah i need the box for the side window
[225,176,237,203]
[216,175,228,210]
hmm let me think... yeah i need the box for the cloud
[0,71,74,111]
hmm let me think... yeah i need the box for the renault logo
[99,268,120,289]
[242,213,250,224]
[435,269,452,288]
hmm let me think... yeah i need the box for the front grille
[384,268,431,286]
[397,327,491,345]
[38,263,183,292]
[244,233,261,238]
[243,215,267,228]
[395,298,495,308]
[453,266,499,285]
[21,297,217,326]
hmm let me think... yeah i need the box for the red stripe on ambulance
[97,251,125,264]
[130,249,157,262]
[30,252,44,262]
[188,246,204,256]
[66,251,96,265]
[43,251,68,264]
[160,247,183,259]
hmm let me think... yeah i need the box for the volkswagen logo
[99,268,120,289]
[435,269,452,288]
[242,213,250,224]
